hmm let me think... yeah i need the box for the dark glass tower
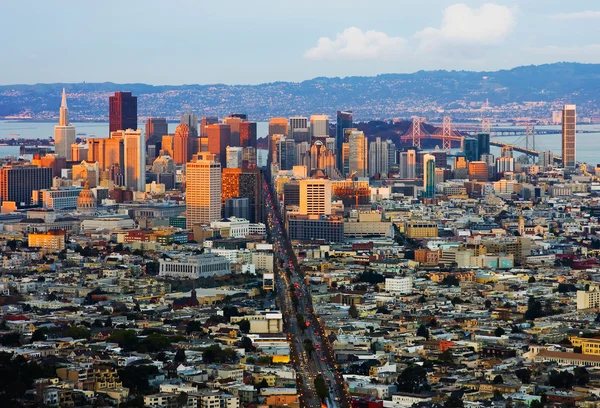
[336,111,353,171]
[109,92,137,133]
[477,133,490,158]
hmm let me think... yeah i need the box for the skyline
[1,0,600,85]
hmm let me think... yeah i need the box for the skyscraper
[181,112,199,134]
[200,116,219,138]
[368,137,389,177]
[186,153,221,228]
[299,179,332,216]
[206,124,231,164]
[145,118,168,142]
[310,115,330,139]
[477,133,490,158]
[348,130,368,178]
[87,136,124,174]
[223,115,243,147]
[0,165,52,207]
[271,135,296,170]
[221,168,264,223]
[463,137,479,162]
[109,92,137,133]
[423,154,436,198]
[120,129,146,192]
[226,146,244,168]
[290,116,310,143]
[239,121,257,148]
[336,111,353,170]
[399,149,417,179]
[269,118,289,137]
[562,104,576,168]
[173,124,198,165]
[54,89,76,160]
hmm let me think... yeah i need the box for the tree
[348,304,359,319]
[65,326,89,340]
[357,270,385,284]
[396,365,430,394]
[118,365,159,394]
[31,328,49,342]
[525,296,543,320]
[574,367,589,386]
[442,275,460,287]
[176,392,188,408]
[255,378,269,391]
[0,332,21,347]
[109,330,139,351]
[445,394,464,408]
[515,368,531,384]
[240,336,254,352]
[304,339,315,358]
[529,399,543,408]
[438,350,454,365]
[528,276,536,283]
[174,349,186,364]
[494,327,506,337]
[548,370,575,389]
[416,324,430,340]
[314,375,329,400]
[238,319,250,334]
[484,299,492,309]
[493,375,504,384]
[296,313,306,332]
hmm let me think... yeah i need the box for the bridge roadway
[263,179,351,408]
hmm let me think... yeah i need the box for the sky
[1,0,600,85]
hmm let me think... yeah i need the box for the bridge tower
[525,125,535,163]
[482,118,491,134]
[442,116,452,150]
[411,116,422,149]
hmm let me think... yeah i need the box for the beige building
[186,153,222,228]
[404,220,438,238]
[577,286,600,310]
[28,231,66,251]
[117,129,145,192]
[348,130,368,178]
[299,179,331,216]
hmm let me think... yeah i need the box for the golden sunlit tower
[173,124,198,165]
[206,123,230,164]
[348,130,368,178]
[186,153,222,229]
[54,89,76,160]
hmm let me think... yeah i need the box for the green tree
[494,327,506,337]
[484,299,492,308]
[515,368,531,384]
[31,327,49,342]
[109,329,139,351]
[174,349,186,364]
[438,350,454,365]
[348,304,359,319]
[528,276,536,283]
[574,367,589,386]
[529,399,543,408]
[445,394,464,408]
[525,296,543,320]
[304,339,315,358]
[176,392,188,408]
[416,324,430,340]
[240,336,254,352]
[118,365,159,394]
[314,375,329,400]
[238,319,250,334]
[296,313,306,332]
[396,365,430,394]
[65,325,90,340]
[442,275,460,286]
[493,375,504,384]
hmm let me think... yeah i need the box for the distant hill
[1,62,599,121]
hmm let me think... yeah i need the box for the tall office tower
[399,149,417,179]
[269,118,289,137]
[224,116,243,146]
[145,118,168,142]
[120,129,146,192]
[454,153,468,179]
[310,114,330,139]
[342,143,350,176]
[161,135,174,157]
[539,150,554,168]
[71,143,88,162]
[87,135,124,173]
[226,146,244,168]
[348,130,368,178]
[299,179,332,216]
[325,137,336,154]
[295,142,310,167]
[496,157,515,174]
[224,197,250,220]
[180,112,199,134]
[386,140,396,169]
[468,161,489,181]
[54,89,76,160]
[290,116,310,143]
[463,137,479,162]
[109,92,137,133]
[239,121,257,148]
[477,133,490,158]
[501,146,513,158]
[173,124,198,165]
[368,137,389,177]
[273,135,296,170]
[422,154,436,198]
[222,168,264,223]
[336,111,353,170]
[32,154,66,178]
[186,153,221,228]
[206,124,231,164]
[562,104,576,168]
[0,165,52,207]
[242,147,257,169]
[200,116,219,138]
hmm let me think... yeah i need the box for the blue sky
[1,0,600,85]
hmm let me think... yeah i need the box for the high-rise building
[496,157,515,174]
[290,116,310,143]
[299,179,332,216]
[399,149,417,179]
[109,92,137,133]
[87,136,124,174]
[387,140,396,170]
[348,130,368,178]
[539,150,554,168]
[336,111,353,171]
[562,104,576,168]
[0,165,52,207]
[173,124,198,165]
[180,112,199,134]
[310,114,330,139]
[422,154,436,198]
[454,153,468,179]
[468,161,489,181]
[242,147,257,169]
[463,137,479,162]
[223,116,243,147]
[477,133,490,158]
[368,137,389,177]
[271,135,295,170]
[145,118,168,142]
[54,89,76,160]
[117,129,145,192]
[269,118,288,137]
[226,146,244,168]
[224,197,250,220]
[501,146,513,158]
[200,116,219,138]
[161,135,174,157]
[239,121,257,148]
[221,168,263,223]
[206,124,231,164]
[186,153,221,228]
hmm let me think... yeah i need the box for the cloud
[415,3,515,57]
[304,26,407,60]
[550,11,600,20]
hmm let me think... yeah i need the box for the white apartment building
[159,254,230,279]
[385,277,413,293]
